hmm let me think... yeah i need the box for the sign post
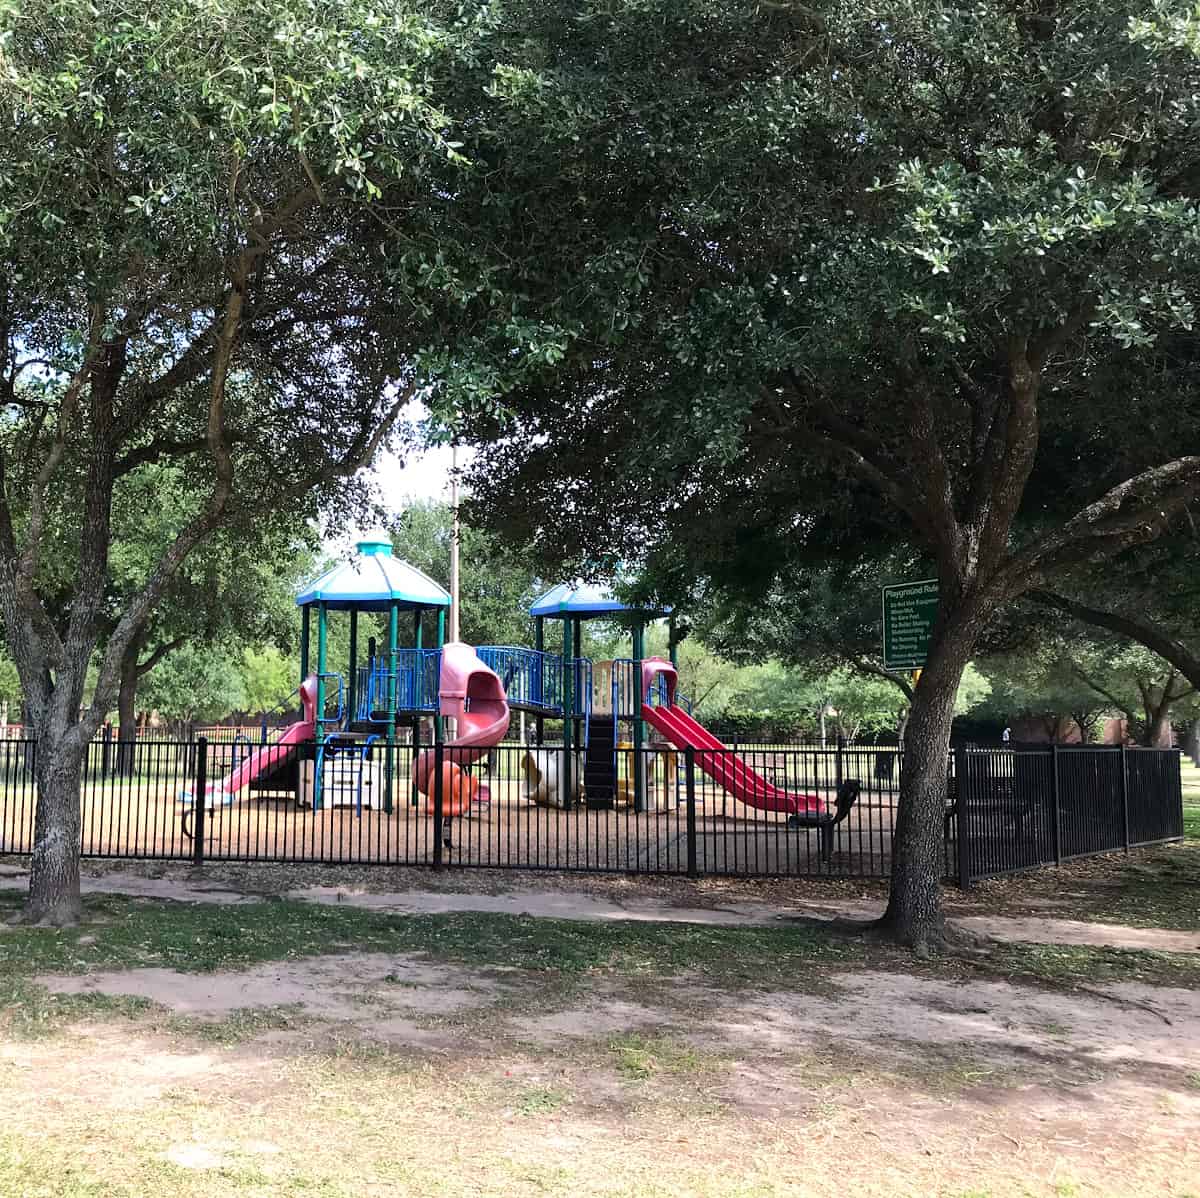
[882,579,938,671]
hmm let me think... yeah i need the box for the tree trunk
[877,613,978,949]
[24,727,85,925]
[116,635,141,778]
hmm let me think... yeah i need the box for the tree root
[822,914,992,957]
[6,903,83,929]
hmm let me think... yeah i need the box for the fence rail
[948,745,1184,884]
[0,740,1182,884]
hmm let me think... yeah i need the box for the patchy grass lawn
[952,836,1200,931]
[0,891,1198,1197]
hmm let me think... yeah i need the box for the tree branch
[136,636,185,677]
[846,654,914,700]
[1029,590,1200,690]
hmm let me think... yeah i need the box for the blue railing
[476,646,591,716]
[350,646,599,723]
[354,650,442,721]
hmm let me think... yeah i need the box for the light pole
[449,442,460,644]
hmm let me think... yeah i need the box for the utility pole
[449,442,461,644]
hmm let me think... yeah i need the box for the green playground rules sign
[882,579,939,670]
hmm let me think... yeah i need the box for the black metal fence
[948,745,1184,885]
[0,738,1182,884]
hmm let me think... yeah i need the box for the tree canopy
[454,0,1200,944]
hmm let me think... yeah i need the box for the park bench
[787,778,862,862]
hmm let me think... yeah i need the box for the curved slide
[639,658,826,817]
[415,642,511,816]
[181,676,318,810]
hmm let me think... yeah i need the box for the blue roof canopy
[296,540,451,611]
[529,582,670,619]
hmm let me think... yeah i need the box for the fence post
[684,745,698,879]
[836,734,844,795]
[192,736,207,867]
[432,742,444,870]
[101,722,113,779]
[954,746,970,889]
[1120,744,1130,853]
[1050,744,1062,866]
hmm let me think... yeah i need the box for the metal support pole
[1051,743,1062,865]
[315,603,328,812]
[192,737,207,867]
[669,612,679,668]
[432,742,445,869]
[534,617,545,742]
[1120,744,1130,853]
[435,607,446,743]
[954,746,970,889]
[386,600,398,814]
[685,745,698,878]
[347,610,358,727]
[411,606,424,806]
[632,620,645,813]
[561,615,572,808]
[300,605,311,683]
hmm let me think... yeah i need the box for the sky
[331,399,478,547]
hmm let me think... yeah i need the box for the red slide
[639,659,825,817]
[181,676,318,811]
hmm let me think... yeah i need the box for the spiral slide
[639,658,826,817]
[414,642,511,815]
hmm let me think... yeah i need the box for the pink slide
[639,658,826,817]
[414,642,510,814]
[182,676,318,810]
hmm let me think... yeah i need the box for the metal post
[432,742,445,869]
[347,610,358,727]
[954,746,970,889]
[573,617,583,751]
[632,620,645,813]
[436,608,446,743]
[1050,743,1062,865]
[836,733,845,795]
[561,616,572,808]
[685,745,698,878]
[192,737,207,867]
[1120,744,1130,853]
[315,603,327,812]
[449,444,461,643]
[101,722,112,779]
[534,617,545,742]
[300,605,311,683]
[386,600,398,814]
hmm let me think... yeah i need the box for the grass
[1183,802,1200,840]
[2,887,1199,1046]
[0,889,1197,1198]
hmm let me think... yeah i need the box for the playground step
[584,716,617,810]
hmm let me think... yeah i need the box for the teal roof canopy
[529,582,670,619]
[297,540,451,611]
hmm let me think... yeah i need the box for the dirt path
[3,863,1196,954]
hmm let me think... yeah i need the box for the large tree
[459,1,1200,946]
[0,0,514,923]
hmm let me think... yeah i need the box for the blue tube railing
[475,646,591,716]
[354,650,442,721]
[350,646,597,722]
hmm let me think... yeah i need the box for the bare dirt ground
[13,950,1200,1197]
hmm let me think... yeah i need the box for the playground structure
[179,539,856,841]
